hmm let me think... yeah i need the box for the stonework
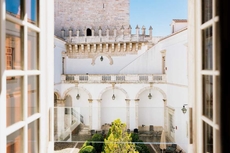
[54,0,130,37]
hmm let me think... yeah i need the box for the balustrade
[62,74,166,83]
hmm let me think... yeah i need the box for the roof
[172,19,187,22]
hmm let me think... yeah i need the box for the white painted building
[1,0,225,153]
[54,17,189,151]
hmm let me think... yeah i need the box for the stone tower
[54,0,130,37]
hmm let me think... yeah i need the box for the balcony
[61,74,166,84]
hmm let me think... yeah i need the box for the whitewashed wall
[64,45,147,74]
[172,23,187,33]
[54,37,66,84]
[116,29,189,152]
[54,28,189,152]
[161,30,188,152]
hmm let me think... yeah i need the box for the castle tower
[54,0,130,37]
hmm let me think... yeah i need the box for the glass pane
[215,0,219,16]
[6,128,24,153]
[203,122,213,153]
[6,0,22,19]
[28,29,38,70]
[202,0,213,23]
[6,76,23,127]
[202,26,213,70]
[6,21,24,70]
[28,120,39,153]
[28,75,39,116]
[27,0,39,25]
[203,75,213,120]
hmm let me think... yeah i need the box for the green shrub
[91,133,104,152]
[131,133,139,142]
[135,140,150,153]
[135,145,144,153]
[79,145,96,153]
[80,140,92,149]
[103,119,138,153]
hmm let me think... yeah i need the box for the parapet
[61,25,156,59]
[61,25,154,44]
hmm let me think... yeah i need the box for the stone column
[125,99,130,129]
[142,26,146,36]
[88,99,93,130]
[56,99,65,140]
[128,25,132,38]
[92,28,95,36]
[106,26,109,37]
[97,99,102,129]
[163,99,167,130]
[121,25,124,39]
[149,26,153,38]
[76,29,80,37]
[68,28,72,38]
[135,99,140,128]
[135,25,139,41]
[99,26,102,37]
[88,99,102,130]
[84,27,87,37]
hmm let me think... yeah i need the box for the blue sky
[130,0,188,36]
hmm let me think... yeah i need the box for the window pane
[28,120,39,153]
[6,128,24,153]
[27,0,39,25]
[28,76,39,116]
[6,0,22,19]
[203,122,213,153]
[202,0,213,23]
[6,21,24,70]
[202,26,213,70]
[6,76,23,127]
[203,75,213,120]
[28,29,38,70]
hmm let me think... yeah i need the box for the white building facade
[54,6,189,151]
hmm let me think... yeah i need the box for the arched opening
[86,28,92,36]
[138,89,164,128]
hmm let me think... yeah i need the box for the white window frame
[0,0,54,153]
[193,0,221,153]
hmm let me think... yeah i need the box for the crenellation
[56,0,156,59]
[61,25,153,40]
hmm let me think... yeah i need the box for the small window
[86,28,92,36]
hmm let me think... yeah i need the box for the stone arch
[98,86,129,99]
[99,86,129,127]
[62,86,92,100]
[136,86,167,128]
[54,89,61,99]
[54,90,61,107]
[91,54,113,65]
[135,86,167,100]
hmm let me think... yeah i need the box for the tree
[102,119,138,153]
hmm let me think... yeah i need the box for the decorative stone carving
[63,25,154,59]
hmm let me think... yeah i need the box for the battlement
[62,25,157,59]
[61,25,154,44]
